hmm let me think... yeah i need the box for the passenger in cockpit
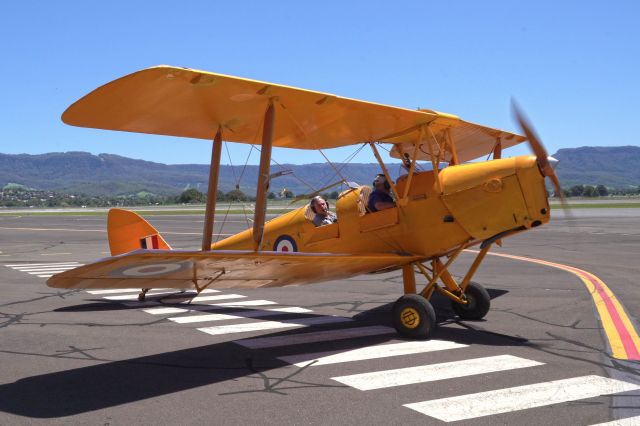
[310,196,337,227]
[368,174,395,212]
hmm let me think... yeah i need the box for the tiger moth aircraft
[48,65,564,339]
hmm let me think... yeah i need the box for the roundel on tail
[273,235,297,252]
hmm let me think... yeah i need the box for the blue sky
[1,1,638,165]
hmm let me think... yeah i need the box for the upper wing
[387,113,526,164]
[63,65,525,161]
[47,249,421,290]
[62,65,438,150]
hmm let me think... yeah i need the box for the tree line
[560,184,640,197]
[177,188,342,203]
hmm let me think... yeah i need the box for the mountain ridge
[1,146,638,196]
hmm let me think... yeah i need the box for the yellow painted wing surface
[388,114,526,164]
[46,250,421,290]
[62,65,438,150]
[62,65,524,161]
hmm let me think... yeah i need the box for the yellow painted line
[469,250,640,360]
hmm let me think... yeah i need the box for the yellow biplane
[48,65,563,339]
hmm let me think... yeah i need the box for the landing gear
[138,288,150,301]
[393,242,497,339]
[393,294,436,339]
[451,281,490,320]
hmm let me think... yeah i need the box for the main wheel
[393,294,437,339]
[451,281,490,320]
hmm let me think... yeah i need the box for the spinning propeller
[512,100,566,205]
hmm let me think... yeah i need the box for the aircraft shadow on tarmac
[0,288,522,418]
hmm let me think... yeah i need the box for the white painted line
[198,315,351,336]
[104,291,182,300]
[166,294,245,303]
[169,307,311,324]
[41,252,73,256]
[143,301,285,315]
[279,340,467,367]
[7,262,83,267]
[404,375,640,422]
[20,266,76,274]
[20,268,80,275]
[37,274,53,278]
[87,288,145,295]
[9,264,83,270]
[591,415,640,425]
[285,316,351,326]
[10,263,84,271]
[332,355,544,391]
[27,270,74,275]
[198,321,306,336]
[122,301,161,307]
[236,325,396,349]
[17,265,81,271]
[143,307,189,315]
[209,300,278,307]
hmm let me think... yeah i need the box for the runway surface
[1,209,639,425]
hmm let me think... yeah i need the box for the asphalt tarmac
[1,209,639,425]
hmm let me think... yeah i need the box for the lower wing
[46,250,421,290]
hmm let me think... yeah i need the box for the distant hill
[552,146,640,188]
[0,152,393,196]
[1,146,638,196]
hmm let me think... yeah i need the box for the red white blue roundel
[273,235,297,252]
[110,261,190,278]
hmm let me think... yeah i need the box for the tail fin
[107,208,172,256]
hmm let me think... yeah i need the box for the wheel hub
[400,307,420,328]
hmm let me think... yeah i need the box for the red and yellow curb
[468,250,640,361]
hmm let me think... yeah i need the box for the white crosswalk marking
[591,416,640,425]
[236,325,395,349]
[22,267,79,272]
[198,320,306,336]
[143,300,280,314]
[89,288,157,294]
[143,307,189,315]
[89,288,219,295]
[198,315,351,336]
[104,291,183,300]
[6,262,82,268]
[169,307,311,324]
[403,375,640,422]
[332,355,544,391]
[279,340,467,367]
[5,262,84,278]
[163,294,245,303]
[210,300,278,307]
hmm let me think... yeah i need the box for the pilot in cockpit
[310,196,337,227]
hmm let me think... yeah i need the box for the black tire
[451,281,490,320]
[392,294,437,339]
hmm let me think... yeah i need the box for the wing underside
[46,250,421,290]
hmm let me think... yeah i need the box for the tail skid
[107,208,171,256]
